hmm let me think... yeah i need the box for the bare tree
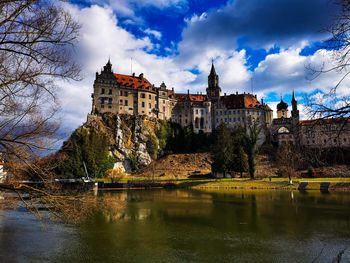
[307,0,350,121]
[0,0,80,168]
[0,0,81,214]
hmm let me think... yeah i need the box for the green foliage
[164,122,214,153]
[232,145,249,177]
[211,123,234,175]
[129,150,139,171]
[244,122,260,179]
[156,120,170,151]
[146,134,159,160]
[56,127,115,178]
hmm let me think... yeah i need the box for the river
[0,189,349,262]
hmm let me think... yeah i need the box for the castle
[91,60,350,148]
[91,60,272,139]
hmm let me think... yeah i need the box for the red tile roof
[114,73,156,92]
[174,94,208,102]
[221,94,261,109]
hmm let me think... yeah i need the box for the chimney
[172,87,174,92]
[261,98,264,105]
[200,92,202,95]
[255,94,257,98]
[244,92,246,94]
[236,91,238,95]
[139,73,144,79]
[132,73,135,77]
[187,89,189,95]
[224,93,226,96]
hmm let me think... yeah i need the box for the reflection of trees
[47,190,350,262]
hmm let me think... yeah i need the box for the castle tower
[206,62,221,101]
[291,90,299,119]
[277,97,289,118]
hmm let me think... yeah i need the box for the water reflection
[0,189,350,263]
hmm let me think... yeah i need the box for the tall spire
[210,61,217,76]
[292,90,297,103]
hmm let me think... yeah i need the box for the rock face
[85,113,158,173]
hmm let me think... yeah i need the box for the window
[108,98,112,104]
[195,109,198,114]
[149,94,152,99]
[163,106,165,112]
[124,100,128,106]
[100,98,105,104]
[149,103,151,109]
[141,93,146,98]
[120,90,123,96]
[237,110,240,114]
[119,99,123,104]
[142,102,145,108]
[109,89,112,95]
[201,110,204,115]
[124,91,128,96]
[163,100,165,104]
[101,88,105,94]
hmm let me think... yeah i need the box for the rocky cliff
[84,113,161,173]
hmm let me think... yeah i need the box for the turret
[277,97,289,118]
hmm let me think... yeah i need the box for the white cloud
[56,2,350,143]
[144,28,162,40]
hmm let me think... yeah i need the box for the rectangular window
[149,103,151,109]
[163,106,165,112]
[149,94,152,99]
[108,98,112,104]
[120,90,123,96]
[101,88,105,94]
[109,89,112,95]
[124,91,128,96]
[124,100,128,106]
[201,110,204,114]
[142,101,145,108]
[141,93,145,98]
[119,99,123,104]
[196,109,198,114]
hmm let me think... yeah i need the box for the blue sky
[57,0,348,141]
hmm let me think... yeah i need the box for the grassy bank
[96,177,350,192]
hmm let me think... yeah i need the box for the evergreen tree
[56,127,115,178]
[211,124,233,176]
[244,122,260,179]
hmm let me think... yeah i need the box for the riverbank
[96,177,350,192]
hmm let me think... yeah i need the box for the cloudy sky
[58,0,348,142]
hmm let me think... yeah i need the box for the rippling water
[0,189,350,263]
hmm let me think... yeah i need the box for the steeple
[206,61,221,100]
[209,61,217,77]
[291,90,299,118]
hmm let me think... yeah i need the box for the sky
[57,0,349,145]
